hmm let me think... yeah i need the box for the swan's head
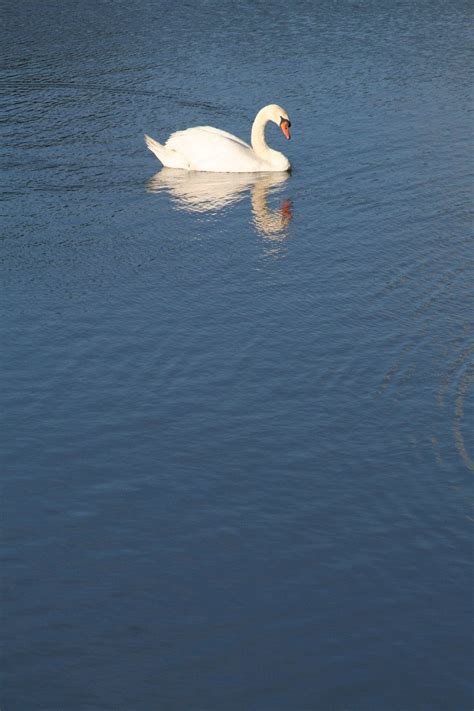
[267,104,291,140]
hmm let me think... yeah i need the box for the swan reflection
[147,169,292,238]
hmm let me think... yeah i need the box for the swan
[144,104,292,173]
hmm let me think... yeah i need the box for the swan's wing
[192,126,251,148]
[165,126,260,172]
[168,126,251,149]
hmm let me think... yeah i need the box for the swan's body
[144,104,291,173]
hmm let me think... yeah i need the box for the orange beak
[280,119,291,140]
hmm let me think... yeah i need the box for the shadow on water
[379,318,474,475]
[438,346,474,473]
[146,168,292,239]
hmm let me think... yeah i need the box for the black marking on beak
[280,116,291,128]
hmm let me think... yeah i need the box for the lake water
[1,1,473,709]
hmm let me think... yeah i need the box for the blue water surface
[1,1,473,709]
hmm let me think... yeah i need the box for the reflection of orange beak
[281,199,293,221]
[280,120,291,140]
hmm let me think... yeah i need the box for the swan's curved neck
[250,106,275,158]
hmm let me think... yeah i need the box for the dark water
[1,1,473,709]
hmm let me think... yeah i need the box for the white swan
[144,104,292,173]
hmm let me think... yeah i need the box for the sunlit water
[1,1,473,709]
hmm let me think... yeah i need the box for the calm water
[1,1,473,709]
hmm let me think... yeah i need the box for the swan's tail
[144,134,188,169]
